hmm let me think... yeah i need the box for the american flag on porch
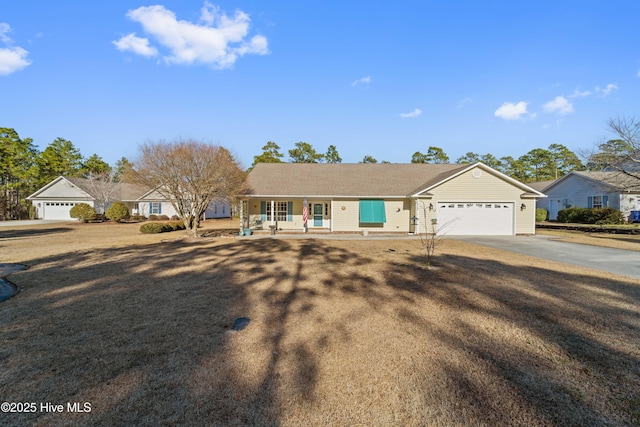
[302,197,308,227]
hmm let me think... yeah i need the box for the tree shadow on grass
[0,237,639,426]
[391,251,640,426]
[1,238,383,425]
[0,227,73,241]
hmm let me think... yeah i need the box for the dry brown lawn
[1,220,639,426]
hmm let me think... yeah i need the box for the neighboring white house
[242,162,545,235]
[27,176,231,221]
[537,171,640,221]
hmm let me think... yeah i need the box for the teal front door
[313,204,323,227]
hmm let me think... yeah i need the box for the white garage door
[436,202,514,235]
[43,202,76,220]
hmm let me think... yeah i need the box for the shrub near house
[69,203,96,223]
[105,202,130,223]
[557,207,626,225]
[536,208,548,222]
[139,221,186,234]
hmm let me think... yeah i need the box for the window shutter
[287,201,293,221]
[158,203,162,214]
[587,196,593,208]
[603,195,608,207]
[260,201,266,222]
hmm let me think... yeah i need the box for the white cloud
[595,83,618,96]
[112,33,158,57]
[0,47,31,75]
[0,23,31,76]
[494,101,528,120]
[569,88,591,98]
[200,1,216,25]
[0,23,11,43]
[399,108,422,118]
[114,3,269,69]
[543,96,574,115]
[351,76,371,86]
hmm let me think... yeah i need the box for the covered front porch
[240,197,418,234]
[241,198,332,232]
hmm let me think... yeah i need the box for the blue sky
[2,1,639,168]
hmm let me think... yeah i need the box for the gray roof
[66,177,151,200]
[527,180,555,192]
[573,171,640,191]
[246,163,470,197]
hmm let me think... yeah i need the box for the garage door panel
[43,202,76,220]
[437,202,513,235]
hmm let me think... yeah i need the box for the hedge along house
[27,176,230,221]
[537,171,640,221]
[242,162,545,235]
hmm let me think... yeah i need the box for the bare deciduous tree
[415,202,449,269]
[586,117,640,179]
[131,139,246,237]
[85,171,118,215]
[607,116,640,177]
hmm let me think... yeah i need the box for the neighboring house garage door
[43,202,76,220]
[436,202,514,235]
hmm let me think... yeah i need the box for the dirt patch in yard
[0,221,639,426]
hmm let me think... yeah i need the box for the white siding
[204,200,231,219]
[544,175,620,220]
[36,179,92,199]
[137,202,178,218]
[428,167,536,234]
[621,194,640,221]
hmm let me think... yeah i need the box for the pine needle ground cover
[1,221,638,426]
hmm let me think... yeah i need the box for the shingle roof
[527,180,555,192]
[246,163,470,197]
[573,171,640,191]
[66,177,151,200]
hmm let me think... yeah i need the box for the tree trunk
[184,215,201,237]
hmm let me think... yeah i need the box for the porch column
[239,200,243,231]
[330,200,333,232]
[270,200,275,225]
[415,199,421,235]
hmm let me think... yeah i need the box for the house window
[588,195,608,208]
[266,201,288,221]
[150,202,162,214]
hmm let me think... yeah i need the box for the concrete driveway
[452,235,640,280]
[0,220,71,227]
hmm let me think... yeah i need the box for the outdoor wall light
[520,203,526,210]
[429,203,434,211]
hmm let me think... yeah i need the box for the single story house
[537,171,640,221]
[241,162,545,235]
[27,176,230,221]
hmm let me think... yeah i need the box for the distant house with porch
[27,176,230,221]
